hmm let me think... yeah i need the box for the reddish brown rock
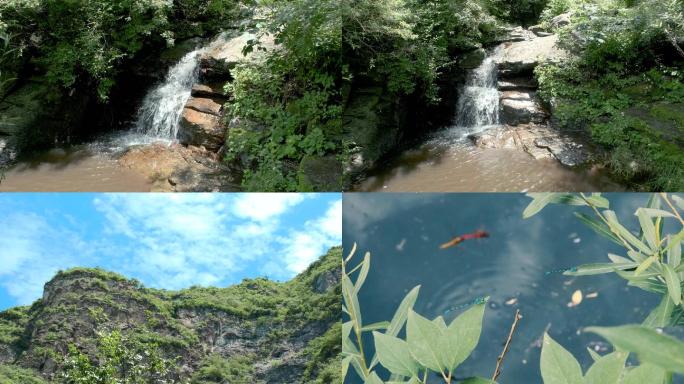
[186,97,222,116]
[178,108,224,151]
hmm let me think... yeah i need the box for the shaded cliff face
[0,247,342,383]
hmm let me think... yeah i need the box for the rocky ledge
[177,32,276,154]
[470,26,590,168]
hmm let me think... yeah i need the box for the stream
[0,36,221,192]
[354,47,623,192]
[343,193,683,383]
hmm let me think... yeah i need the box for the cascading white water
[134,49,202,139]
[454,49,501,133]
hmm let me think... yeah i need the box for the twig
[492,310,522,382]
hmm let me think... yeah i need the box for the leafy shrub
[0,365,46,384]
[342,247,493,383]
[486,0,548,25]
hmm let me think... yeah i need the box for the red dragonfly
[439,230,489,249]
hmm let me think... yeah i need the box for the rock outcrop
[0,248,342,384]
[467,28,590,167]
[177,32,276,152]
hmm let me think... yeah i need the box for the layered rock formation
[0,248,341,383]
[468,29,590,167]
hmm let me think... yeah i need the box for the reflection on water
[343,194,679,383]
[356,138,622,192]
[0,136,154,192]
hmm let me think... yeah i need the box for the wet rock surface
[117,143,240,191]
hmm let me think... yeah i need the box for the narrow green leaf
[362,321,390,332]
[584,351,627,384]
[563,262,638,276]
[373,331,420,377]
[607,253,632,264]
[662,264,682,305]
[585,194,609,208]
[350,355,367,380]
[643,295,675,328]
[523,193,564,218]
[621,363,667,384]
[668,235,682,270]
[586,325,684,374]
[603,210,653,254]
[364,371,384,384]
[354,252,371,294]
[445,301,486,372]
[406,309,447,373]
[460,378,496,384]
[574,212,622,245]
[342,355,352,380]
[626,250,647,263]
[636,208,657,250]
[634,256,657,276]
[343,275,363,332]
[540,333,583,384]
[639,208,675,218]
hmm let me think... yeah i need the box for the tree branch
[492,310,522,382]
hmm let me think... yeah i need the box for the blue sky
[0,193,341,310]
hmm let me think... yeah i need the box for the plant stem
[423,369,428,384]
[580,193,636,252]
[661,193,684,226]
[492,310,522,382]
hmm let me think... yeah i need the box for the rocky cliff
[0,247,341,383]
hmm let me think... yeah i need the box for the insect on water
[544,267,577,276]
[443,296,488,315]
[440,230,490,250]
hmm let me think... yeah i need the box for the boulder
[497,77,538,91]
[199,32,276,80]
[297,154,343,191]
[178,107,224,151]
[495,34,567,77]
[499,91,548,125]
[185,96,222,116]
[191,83,228,99]
[551,12,573,30]
[469,124,590,166]
[118,143,240,192]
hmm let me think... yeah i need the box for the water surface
[343,193,680,383]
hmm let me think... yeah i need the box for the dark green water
[343,193,683,383]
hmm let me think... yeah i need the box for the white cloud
[232,193,307,221]
[279,198,342,274]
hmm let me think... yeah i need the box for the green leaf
[603,210,653,254]
[636,208,657,250]
[540,333,583,384]
[574,212,622,245]
[626,250,647,263]
[607,253,632,264]
[639,208,676,218]
[564,262,638,276]
[342,355,352,380]
[354,252,371,294]
[586,325,684,374]
[406,309,447,373]
[643,295,675,328]
[586,348,601,362]
[584,351,627,384]
[662,264,682,305]
[343,275,362,332]
[621,363,667,384]
[668,235,682,269]
[459,378,496,384]
[634,256,657,276]
[362,321,390,332]
[370,285,421,369]
[387,286,420,337]
[373,331,419,378]
[585,194,609,208]
[365,371,384,384]
[523,192,586,219]
[445,301,486,372]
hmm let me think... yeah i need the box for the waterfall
[454,49,501,132]
[134,49,202,139]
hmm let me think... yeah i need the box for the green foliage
[523,193,684,326]
[535,0,684,190]
[189,354,255,384]
[486,0,548,25]
[61,330,177,384]
[224,0,341,191]
[342,246,492,383]
[0,364,46,384]
[540,327,684,383]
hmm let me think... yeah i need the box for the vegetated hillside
[0,247,342,383]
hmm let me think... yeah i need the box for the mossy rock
[458,48,486,69]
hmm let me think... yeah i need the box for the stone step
[185,96,223,116]
[191,83,228,99]
[497,78,538,91]
[500,91,548,126]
